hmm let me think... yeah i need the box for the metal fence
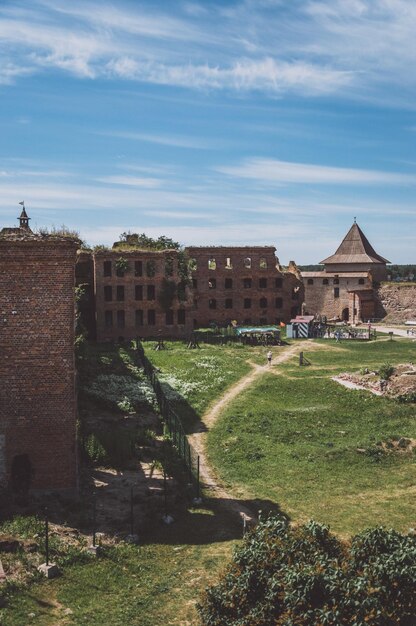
[135,342,201,498]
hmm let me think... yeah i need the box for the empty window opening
[259,258,267,269]
[209,299,217,310]
[104,286,112,302]
[105,311,113,328]
[225,298,233,309]
[147,285,156,300]
[307,278,314,285]
[275,278,283,289]
[189,258,197,271]
[334,278,339,285]
[225,278,233,289]
[146,260,156,277]
[116,285,125,301]
[225,257,232,269]
[208,258,216,270]
[323,278,329,285]
[148,309,156,325]
[103,261,112,277]
[275,297,283,309]
[178,309,186,325]
[334,287,340,298]
[244,257,252,269]
[166,310,174,325]
[135,310,144,327]
[259,278,267,288]
[192,278,198,289]
[260,297,268,308]
[243,278,252,289]
[358,278,365,285]
[208,278,216,289]
[117,310,125,328]
[244,298,251,309]
[135,261,143,277]
[135,285,143,301]
[165,256,174,277]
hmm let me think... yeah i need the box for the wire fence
[135,341,201,499]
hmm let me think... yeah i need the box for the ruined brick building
[91,242,304,342]
[185,246,303,329]
[302,221,389,322]
[0,209,79,492]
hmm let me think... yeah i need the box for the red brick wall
[94,250,193,341]
[0,236,78,491]
[185,246,303,327]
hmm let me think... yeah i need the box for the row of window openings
[105,309,186,328]
[205,297,285,310]
[104,285,156,302]
[307,278,365,286]
[204,277,283,290]
[201,257,269,270]
[103,260,174,278]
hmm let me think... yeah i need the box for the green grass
[207,338,416,535]
[143,340,264,429]
[0,507,237,626]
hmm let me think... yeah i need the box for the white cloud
[217,157,415,185]
[95,176,162,188]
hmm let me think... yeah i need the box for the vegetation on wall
[118,232,181,250]
[157,278,177,311]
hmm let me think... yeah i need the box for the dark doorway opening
[342,307,349,322]
[11,454,33,493]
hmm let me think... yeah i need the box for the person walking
[267,350,272,365]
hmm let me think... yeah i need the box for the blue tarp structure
[235,326,280,335]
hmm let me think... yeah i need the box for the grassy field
[143,340,264,429]
[0,508,237,626]
[207,338,416,535]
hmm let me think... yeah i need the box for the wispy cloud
[98,130,223,150]
[217,157,415,185]
[4,0,414,100]
[95,176,162,188]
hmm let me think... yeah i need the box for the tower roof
[320,222,390,265]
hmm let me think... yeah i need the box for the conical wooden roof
[320,222,390,265]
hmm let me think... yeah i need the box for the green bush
[82,428,140,467]
[198,516,416,626]
[379,362,394,380]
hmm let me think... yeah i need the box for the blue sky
[0,0,415,263]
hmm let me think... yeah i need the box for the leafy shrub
[397,392,416,404]
[198,516,416,626]
[82,427,143,467]
[379,362,394,380]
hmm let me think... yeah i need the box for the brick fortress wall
[0,235,78,491]
[94,249,193,341]
[185,246,304,327]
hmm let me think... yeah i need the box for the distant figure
[267,350,272,365]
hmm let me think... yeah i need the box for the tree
[198,516,416,626]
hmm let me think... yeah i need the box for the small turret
[18,202,31,230]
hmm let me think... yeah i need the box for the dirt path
[188,342,310,523]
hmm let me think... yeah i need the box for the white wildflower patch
[84,374,156,413]
[158,373,204,400]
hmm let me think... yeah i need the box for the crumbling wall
[185,246,303,328]
[94,249,192,341]
[376,283,416,322]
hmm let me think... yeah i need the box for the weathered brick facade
[94,249,192,341]
[0,230,78,491]
[185,246,303,327]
